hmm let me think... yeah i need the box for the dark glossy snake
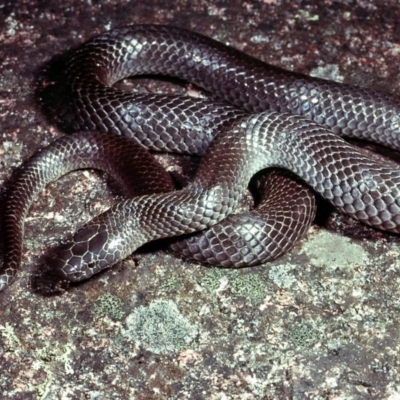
[1,25,400,293]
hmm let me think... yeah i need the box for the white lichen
[122,300,198,354]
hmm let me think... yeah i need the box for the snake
[1,24,400,293]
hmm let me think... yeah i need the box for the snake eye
[87,262,96,270]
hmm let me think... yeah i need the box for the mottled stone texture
[1,1,400,398]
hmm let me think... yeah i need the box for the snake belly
[2,24,400,293]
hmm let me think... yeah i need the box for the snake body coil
[1,25,400,292]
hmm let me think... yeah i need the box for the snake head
[55,223,123,282]
[32,223,125,295]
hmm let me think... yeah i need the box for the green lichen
[0,323,21,352]
[230,273,266,305]
[33,342,75,399]
[301,230,368,268]
[343,11,351,20]
[35,342,75,373]
[200,268,229,293]
[200,269,266,304]
[122,300,198,354]
[295,9,319,21]
[288,322,323,348]
[93,293,125,320]
[268,264,297,289]
[160,273,179,292]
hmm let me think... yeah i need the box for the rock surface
[1,1,400,398]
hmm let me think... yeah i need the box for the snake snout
[54,224,122,282]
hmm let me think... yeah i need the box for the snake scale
[1,25,400,293]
